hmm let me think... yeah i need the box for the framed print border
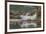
[5,1,44,34]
